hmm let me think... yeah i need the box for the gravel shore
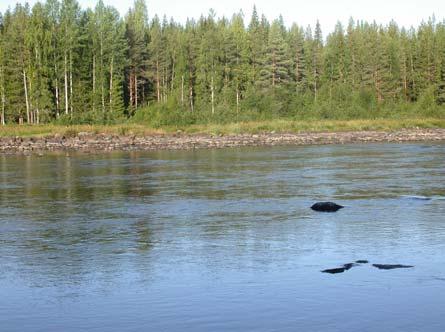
[1,128,444,154]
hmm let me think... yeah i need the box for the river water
[0,143,444,331]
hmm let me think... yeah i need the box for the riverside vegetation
[0,0,444,132]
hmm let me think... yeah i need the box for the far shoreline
[1,128,444,155]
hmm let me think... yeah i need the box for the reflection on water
[0,143,445,332]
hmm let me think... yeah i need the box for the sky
[0,0,443,33]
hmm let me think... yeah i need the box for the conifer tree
[288,24,306,92]
[125,0,148,112]
[0,12,5,125]
[0,1,443,124]
[259,19,292,88]
[60,0,81,116]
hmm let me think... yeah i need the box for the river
[1,143,444,331]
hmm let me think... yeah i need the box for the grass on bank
[1,118,444,138]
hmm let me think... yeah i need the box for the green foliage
[0,2,444,127]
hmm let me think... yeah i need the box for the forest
[0,0,444,127]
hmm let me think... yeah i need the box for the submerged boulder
[311,202,344,212]
[373,264,414,270]
[322,267,348,274]
[322,263,358,274]
[322,261,414,274]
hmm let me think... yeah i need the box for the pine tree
[323,22,347,102]
[28,2,53,123]
[224,12,248,112]
[436,22,445,104]
[0,12,5,125]
[312,20,323,101]
[259,19,292,89]
[0,1,444,125]
[2,4,32,123]
[288,23,306,92]
[60,0,81,116]
[125,0,148,112]
[45,0,62,118]
[247,6,264,85]
[417,18,437,91]
[148,15,164,103]
[196,10,223,114]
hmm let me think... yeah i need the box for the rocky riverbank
[1,129,444,154]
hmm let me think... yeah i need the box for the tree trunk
[164,71,168,103]
[403,60,408,101]
[295,52,300,85]
[1,75,5,126]
[54,58,60,118]
[236,85,240,115]
[156,60,160,103]
[1,94,5,125]
[134,73,138,109]
[189,85,194,112]
[64,53,69,115]
[189,64,194,112]
[272,51,276,87]
[55,76,60,118]
[92,55,96,113]
[162,71,166,103]
[129,72,134,109]
[314,67,318,102]
[29,78,34,124]
[23,70,30,124]
[109,57,114,112]
[101,83,105,113]
[211,75,215,115]
[69,51,73,114]
[100,37,104,113]
[181,75,184,106]
[410,54,415,99]
[171,61,175,93]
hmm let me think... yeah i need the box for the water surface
[1,143,444,331]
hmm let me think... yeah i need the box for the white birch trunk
[1,78,5,125]
[236,85,240,114]
[109,57,114,112]
[189,86,194,112]
[135,74,138,109]
[64,53,69,115]
[23,70,30,124]
[92,55,96,113]
[181,75,184,106]
[69,51,73,114]
[211,76,215,115]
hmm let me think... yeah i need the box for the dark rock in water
[311,202,344,212]
[322,263,357,274]
[373,264,414,270]
[356,260,369,264]
[322,267,348,274]
[343,263,358,270]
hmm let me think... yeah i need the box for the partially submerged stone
[322,263,358,274]
[322,267,348,274]
[373,264,414,270]
[311,202,344,212]
[323,261,414,274]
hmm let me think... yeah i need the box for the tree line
[0,0,444,126]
